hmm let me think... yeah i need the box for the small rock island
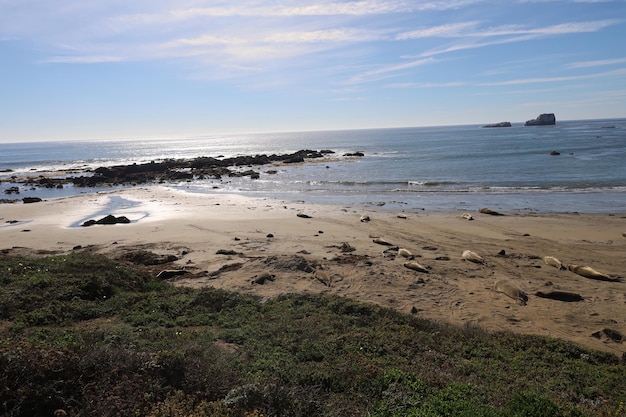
[482,121,512,128]
[525,113,556,126]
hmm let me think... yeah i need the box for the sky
[1,0,625,142]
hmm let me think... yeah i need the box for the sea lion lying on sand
[462,250,485,264]
[543,256,566,270]
[567,264,619,282]
[479,208,504,216]
[373,237,393,246]
[398,248,414,259]
[461,213,474,221]
[404,261,429,273]
[493,279,528,305]
[535,290,584,302]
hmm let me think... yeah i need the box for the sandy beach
[1,186,625,356]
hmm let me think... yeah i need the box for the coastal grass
[1,252,625,416]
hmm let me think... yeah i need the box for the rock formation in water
[525,113,556,126]
[482,122,512,128]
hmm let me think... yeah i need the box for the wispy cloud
[385,68,626,89]
[567,57,626,68]
[45,55,123,64]
[346,57,436,84]
[113,0,486,25]
[1,0,624,93]
[480,68,626,86]
[398,19,619,42]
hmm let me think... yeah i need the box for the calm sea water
[1,119,626,213]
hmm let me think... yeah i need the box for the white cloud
[44,55,123,64]
[480,68,626,86]
[398,19,619,41]
[346,57,436,84]
[264,28,386,43]
[567,57,626,68]
[397,22,480,39]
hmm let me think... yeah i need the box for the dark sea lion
[479,208,504,216]
[535,291,584,302]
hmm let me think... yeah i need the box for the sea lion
[314,269,331,287]
[398,248,414,259]
[404,261,429,273]
[461,213,474,221]
[567,264,618,282]
[543,256,566,270]
[479,208,504,216]
[252,272,275,285]
[462,250,485,264]
[397,213,407,219]
[156,269,188,279]
[373,237,393,246]
[535,290,584,302]
[493,279,528,305]
[360,214,370,222]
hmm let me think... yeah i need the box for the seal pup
[461,213,474,221]
[360,214,370,222]
[462,250,485,264]
[567,264,618,282]
[493,279,528,305]
[398,248,414,260]
[543,256,566,270]
[404,261,429,273]
[397,213,407,219]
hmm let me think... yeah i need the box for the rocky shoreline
[2,149,358,200]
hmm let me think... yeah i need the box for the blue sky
[1,0,625,142]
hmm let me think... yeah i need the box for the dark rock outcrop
[525,113,556,126]
[22,197,42,204]
[81,214,131,227]
[1,149,352,190]
[482,122,512,128]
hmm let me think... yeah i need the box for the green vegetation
[1,252,625,416]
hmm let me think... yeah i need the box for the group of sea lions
[365,213,621,308]
[543,255,619,282]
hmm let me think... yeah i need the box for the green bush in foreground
[0,252,625,416]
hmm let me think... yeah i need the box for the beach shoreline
[1,186,625,356]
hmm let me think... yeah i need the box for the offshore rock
[482,121,512,128]
[525,113,556,126]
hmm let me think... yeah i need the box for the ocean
[1,118,626,213]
